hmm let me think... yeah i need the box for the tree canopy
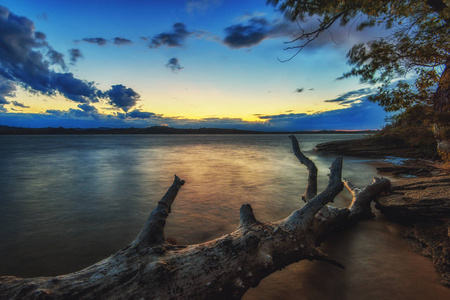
[268,0,450,158]
[268,1,449,109]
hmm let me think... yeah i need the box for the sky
[0,0,390,131]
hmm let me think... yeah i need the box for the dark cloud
[295,88,304,93]
[47,103,101,120]
[324,88,374,105]
[0,77,16,103]
[35,31,46,40]
[10,100,29,108]
[127,109,155,119]
[166,58,183,72]
[82,37,108,46]
[47,108,90,119]
[104,84,140,112]
[149,23,192,48]
[223,17,296,49]
[68,48,83,63]
[46,48,66,70]
[51,73,98,103]
[0,5,100,104]
[78,103,98,113]
[113,37,133,46]
[257,99,387,130]
[0,6,52,93]
[0,5,147,113]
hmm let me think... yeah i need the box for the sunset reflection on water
[0,134,448,299]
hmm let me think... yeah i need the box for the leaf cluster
[268,0,450,112]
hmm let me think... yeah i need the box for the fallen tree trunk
[0,136,390,299]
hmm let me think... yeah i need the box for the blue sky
[0,0,388,131]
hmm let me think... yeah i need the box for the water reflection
[0,134,448,299]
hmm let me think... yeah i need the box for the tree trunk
[433,57,450,161]
[0,136,390,299]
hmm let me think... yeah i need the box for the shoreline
[315,138,436,160]
[0,125,375,135]
[315,138,450,287]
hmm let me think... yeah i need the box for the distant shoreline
[0,125,376,135]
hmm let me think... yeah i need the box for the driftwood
[0,136,390,299]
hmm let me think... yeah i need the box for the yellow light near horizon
[6,83,348,124]
[6,89,79,113]
[137,88,346,122]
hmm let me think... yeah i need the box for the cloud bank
[0,96,387,131]
[0,5,140,112]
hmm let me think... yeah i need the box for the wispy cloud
[113,37,133,46]
[10,100,30,108]
[324,88,374,106]
[82,37,108,46]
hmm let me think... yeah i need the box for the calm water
[0,134,448,299]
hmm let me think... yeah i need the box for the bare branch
[131,175,185,248]
[279,11,349,62]
[343,178,361,198]
[239,204,258,228]
[281,156,343,230]
[348,177,391,218]
[289,135,318,201]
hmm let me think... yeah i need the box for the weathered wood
[0,136,391,299]
[289,134,318,201]
[130,175,185,248]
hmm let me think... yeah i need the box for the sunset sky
[0,0,389,131]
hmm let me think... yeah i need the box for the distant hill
[0,125,376,135]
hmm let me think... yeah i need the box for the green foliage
[373,105,437,157]
[269,1,450,160]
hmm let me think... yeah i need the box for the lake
[0,134,448,299]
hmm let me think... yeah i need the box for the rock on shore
[315,138,433,158]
